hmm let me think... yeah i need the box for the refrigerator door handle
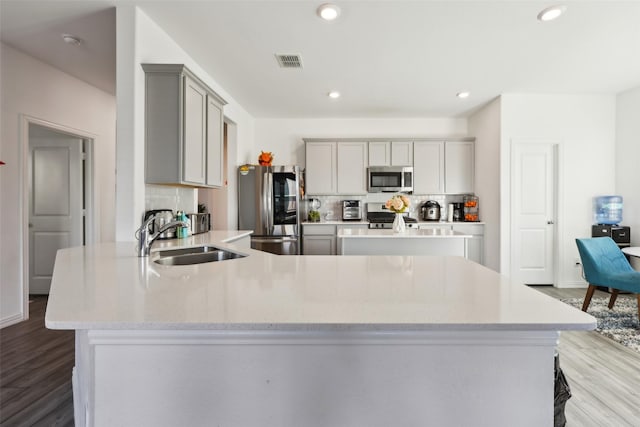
[267,171,273,229]
[261,170,271,234]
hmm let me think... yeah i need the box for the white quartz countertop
[45,231,595,332]
[337,228,471,238]
[302,220,485,225]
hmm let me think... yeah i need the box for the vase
[392,213,406,233]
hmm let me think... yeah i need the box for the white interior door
[511,143,557,285]
[29,128,83,294]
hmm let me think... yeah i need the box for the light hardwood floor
[534,286,640,426]
[1,291,638,426]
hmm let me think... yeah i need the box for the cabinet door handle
[547,220,554,225]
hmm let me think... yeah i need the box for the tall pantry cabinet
[142,64,227,188]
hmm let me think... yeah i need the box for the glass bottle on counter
[176,211,189,238]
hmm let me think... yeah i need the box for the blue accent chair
[575,237,640,320]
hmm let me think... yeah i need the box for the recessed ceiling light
[317,3,341,21]
[537,5,567,22]
[328,91,341,99]
[457,92,470,99]
[62,33,82,46]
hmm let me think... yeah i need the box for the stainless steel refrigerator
[238,165,302,255]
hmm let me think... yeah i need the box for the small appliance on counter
[452,203,464,222]
[463,195,479,222]
[187,213,211,235]
[143,209,175,239]
[308,198,321,222]
[342,200,362,221]
[421,201,441,221]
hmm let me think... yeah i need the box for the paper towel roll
[447,204,454,222]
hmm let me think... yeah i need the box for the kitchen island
[46,231,595,427]
[337,227,471,256]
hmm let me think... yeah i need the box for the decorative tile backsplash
[145,185,198,214]
[303,193,467,221]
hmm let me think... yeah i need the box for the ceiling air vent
[275,54,303,69]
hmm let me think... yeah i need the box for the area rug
[561,297,640,353]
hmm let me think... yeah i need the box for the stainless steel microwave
[367,166,413,193]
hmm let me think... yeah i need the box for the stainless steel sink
[153,245,246,266]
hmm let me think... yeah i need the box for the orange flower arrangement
[258,151,273,166]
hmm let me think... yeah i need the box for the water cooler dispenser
[591,195,630,248]
[590,196,631,291]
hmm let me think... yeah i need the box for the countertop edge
[45,320,596,332]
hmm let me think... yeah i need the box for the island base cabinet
[339,234,466,256]
[74,329,557,427]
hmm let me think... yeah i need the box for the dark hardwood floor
[0,296,74,427]
[1,290,638,426]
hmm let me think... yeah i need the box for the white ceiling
[2,1,640,118]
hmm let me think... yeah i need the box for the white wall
[115,6,255,240]
[468,98,501,272]
[0,43,116,326]
[253,118,467,167]
[500,94,617,287]
[616,86,640,269]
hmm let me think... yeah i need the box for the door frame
[19,115,96,318]
[509,139,563,286]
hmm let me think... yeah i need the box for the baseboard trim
[555,281,587,289]
[0,312,25,329]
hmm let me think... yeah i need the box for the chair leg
[582,285,596,312]
[608,289,619,309]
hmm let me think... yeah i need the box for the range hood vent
[275,54,303,69]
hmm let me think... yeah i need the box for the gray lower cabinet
[419,223,484,265]
[142,64,226,188]
[302,224,336,255]
[452,224,484,265]
[303,235,336,255]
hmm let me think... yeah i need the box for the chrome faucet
[136,215,190,257]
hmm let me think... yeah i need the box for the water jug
[593,195,623,225]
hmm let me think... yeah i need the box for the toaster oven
[187,213,211,235]
[342,200,362,221]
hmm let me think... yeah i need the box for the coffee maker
[452,203,464,222]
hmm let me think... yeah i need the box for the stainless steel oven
[367,166,413,193]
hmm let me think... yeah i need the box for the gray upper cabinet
[413,141,445,194]
[390,141,413,166]
[413,139,474,195]
[206,96,224,187]
[444,141,474,194]
[368,141,413,166]
[305,137,474,196]
[305,140,367,195]
[337,142,368,194]
[142,64,226,188]
[305,141,337,195]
